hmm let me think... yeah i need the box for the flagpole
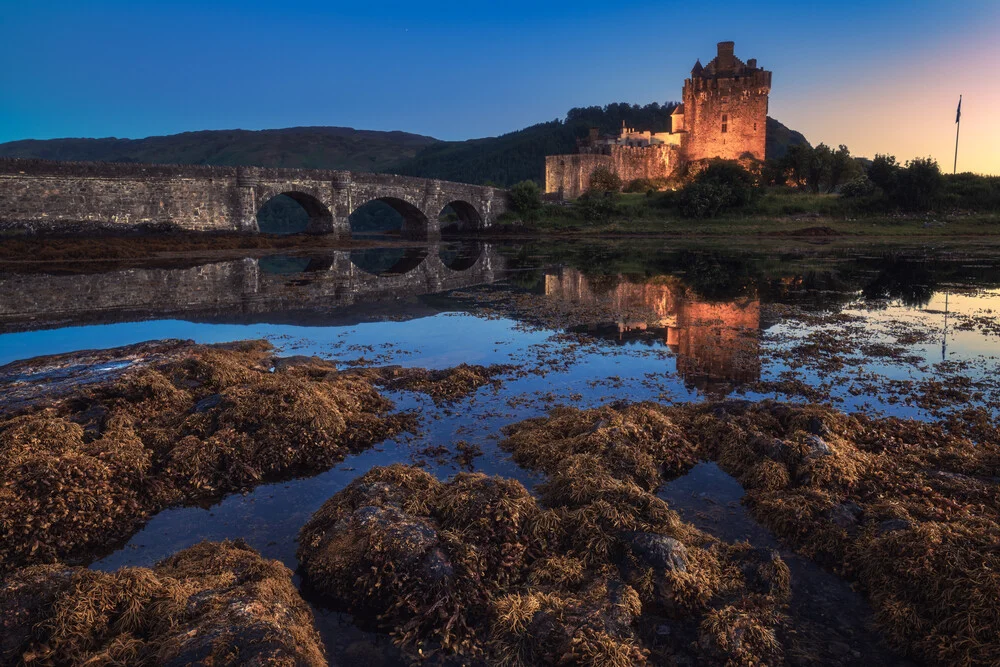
[953,95,962,175]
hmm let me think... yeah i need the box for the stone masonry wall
[0,159,508,236]
[609,145,677,184]
[544,154,614,200]
[682,70,770,163]
[544,146,678,200]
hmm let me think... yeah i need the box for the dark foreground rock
[298,462,791,665]
[0,540,326,666]
[0,340,416,575]
[503,399,1000,667]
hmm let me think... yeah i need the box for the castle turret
[681,41,771,163]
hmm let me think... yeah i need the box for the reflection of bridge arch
[349,197,430,241]
[254,189,333,234]
[0,244,506,334]
[439,240,484,271]
[349,246,430,276]
[439,200,484,235]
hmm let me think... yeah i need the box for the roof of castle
[671,104,685,115]
[691,60,704,76]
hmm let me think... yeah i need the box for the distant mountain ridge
[0,113,809,187]
[0,127,439,173]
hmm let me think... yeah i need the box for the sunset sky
[2,0,997,174]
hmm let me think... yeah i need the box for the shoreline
[3,218,1000,267]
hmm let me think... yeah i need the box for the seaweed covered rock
[299,465,542,658]
[300,457,790,665]
[360,363,516,405]
[500,402,700,490]
[0,340,416,575]
[669,400,1000,667]
[0,540,326,666]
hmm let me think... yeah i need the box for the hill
[0,109,809,187]
[391,109,810,187]
[0,127,439,172]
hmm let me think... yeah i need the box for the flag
[956,96,962,124]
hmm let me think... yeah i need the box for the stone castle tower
[676,41,771,162]
[544,41,772,199]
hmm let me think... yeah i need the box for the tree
[894,158,942,210]
[826,145,861,193]
[589,166,622,193]
[805,143,833,194]
[867,154,899,194]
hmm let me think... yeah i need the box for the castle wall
[609,145,677,184]
[682,70,770,163]
[544,146,679,200]
[544,154,614,200]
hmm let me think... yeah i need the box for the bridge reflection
[0,242,502,334]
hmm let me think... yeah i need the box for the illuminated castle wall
[545,41,771,199]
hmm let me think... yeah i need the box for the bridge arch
[255,191,333,234]
[438,200,483,235]
[349,197,430,241]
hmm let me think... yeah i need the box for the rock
[0,540,327,667]
[734,547,791,598]
[807,415,831,437]
[272,355,327,372]
[829,502,863,530]
[711,399,752,419]
[624,532,689,572]
[805,434,832,457]
[876,518,912,536]
[754,435,794,462]
[191,393,224,413]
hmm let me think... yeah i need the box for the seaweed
[0,341,416,575]
[0,539,326,666]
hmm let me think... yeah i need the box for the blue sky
[1,1,997,172]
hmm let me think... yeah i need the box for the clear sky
[2,0,997,174]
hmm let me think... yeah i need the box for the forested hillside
[391,105,809,186]
[0,105,809,187]
[0,127,438,172]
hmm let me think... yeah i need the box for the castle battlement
[545,41,771,198]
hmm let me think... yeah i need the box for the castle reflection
[544,268,761,392]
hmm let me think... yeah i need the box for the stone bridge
[0,243,504,334]
[0,158,508,238]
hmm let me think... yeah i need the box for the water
[3,238,998,662]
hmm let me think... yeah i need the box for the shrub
[893,158,942,211]
[866,155,899,194]
[677,182,730,219]
[623,178,654,193]
[840,175,877,199]
[507,180,543,221]
[675,160,760,218]
[577,190,623,222]
[940,173,1000,211]
[588,166,622,193]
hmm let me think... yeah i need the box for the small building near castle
[545,41,772,199]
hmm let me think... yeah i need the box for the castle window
[721,114,728,134]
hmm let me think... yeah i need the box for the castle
[545,41,772,199]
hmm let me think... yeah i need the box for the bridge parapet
[0,158,508,236]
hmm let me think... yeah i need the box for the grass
[510,191,1000,239]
